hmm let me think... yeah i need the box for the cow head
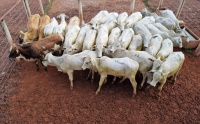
[82,56,92,70]
[149,70,170,87]
[19,31,28,44]
[176,37,183,48]
[176,27,189,43]
[9,43,20,58]
[65,45,79,55]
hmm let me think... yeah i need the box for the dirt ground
[0,0,200,123]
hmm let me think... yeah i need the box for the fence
[148,0,200,38]
[0,0,49,122]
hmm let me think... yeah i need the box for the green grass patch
[183,48,194,53]
[142,0,155,12]
[22,29,28,33]
[44,0,54,14]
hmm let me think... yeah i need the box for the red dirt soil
[1,0,200,123]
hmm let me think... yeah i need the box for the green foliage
[142,0,155,12]
[22,29,28,33]
[44,0,54,14]
[183,48,194,53]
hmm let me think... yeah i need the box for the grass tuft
[142,0,155,12]
[183,48,194,53]
[44,0,54,14]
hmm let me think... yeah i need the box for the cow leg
[158,78,167,97]
[67,71,74,90]
[35,60,39,71]
[96,74,107,95]
[40,59,47,72]
[140,73,146,89]
[86,69,91,80]
[103,77,107,84]
[129,77,137,97]
[171,69,180,84]
[111,77,117,84]
[87,69,94,83]
[91,70,95,83]
[118,77,126,84]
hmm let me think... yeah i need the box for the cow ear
[88,22,92,25]
[19,31,25,37]
[82,57,86,61]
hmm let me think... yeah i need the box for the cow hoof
[95,92,99,96]
[139,85,143,90]
[132,94,136,98]
[70,87,73,90]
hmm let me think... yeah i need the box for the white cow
[161,9,181,30]
[66,24,91,54]
[145,24,169,39]
[125,12,142,28]
[89,10,109,30]
[141,9,177,30]
[95,27,109,57]
[99,12,118,24]
[117,12,128,30]
[42,50,98,89]
[145,34,163,57]
[169,37,183,48]
[149,52,185,96]
[63,25,80,54]
[175,27,189,44]
[100,18,117,34]
[53,13,69,36]
[156,38,173,60]
[128,34,143,51]
[133,23,152,48]
[67,16,80,31]
[103,48,156,88]
[44,17,59,37]
[152,23,177,36]
[137,16,155,25]
[82,29,97,50]
[81,56,139,96]
[108,27,121,45]
[109,28,134,52]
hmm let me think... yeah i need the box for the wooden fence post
[176,0,186,19]
[157,0,164,9]
[130,0,135,14]
[0,20,14,46]
[78,0,84,26]
[39,0,45,15]
[23,0,31,18]
[195,43,200,56]
[22,0,29,18]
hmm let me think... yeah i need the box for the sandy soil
[0,0,200,123]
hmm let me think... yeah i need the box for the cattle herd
[8,6,189,97]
